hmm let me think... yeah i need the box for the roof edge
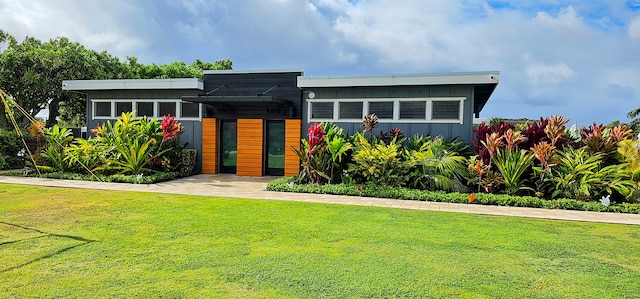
[203,69,304,75]
[297,71,499,88]
[62,78,204,91]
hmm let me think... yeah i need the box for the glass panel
[115,102,132,116]
[399,101,426,119]
[181,102,199,118]
[221,121,237,169]
[267,121,285,172]
[158,102,176,117]
[136,102,154,117]
[339,102,363,119]
[94,102,111,117]
[368,101,394,119]
[432,100,460,120]
[311,102,333,119]
[400,101,427,119]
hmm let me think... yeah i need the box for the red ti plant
[544,115,569,147]
[480,132,505,160]
[161,114,183,143]
[307,122,326,156]
[472,120,510,164]
[521,117,549,149]
[531,141,556,169]
[362,113,379,133]
[504,129,527,151]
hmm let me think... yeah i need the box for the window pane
[158,102,176,117]
[339,102,363,119]
[368,101,393,119]
[432,101,460,120]
[136,102,154,117]
[115,102,132,116]
[399,101,426,119]
[181,102,200,118]
[311,102,333,119]
[94,102,111,117]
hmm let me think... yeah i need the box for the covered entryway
[189,70,303,177]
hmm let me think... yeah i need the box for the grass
[1,184,639,298]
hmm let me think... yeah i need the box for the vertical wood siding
[201,118,218,174]
[284,119,302,176]
[237,119,264,176]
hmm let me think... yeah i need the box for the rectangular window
[158,102,176,117]
[115,102,132,116]
[310,102,333,119]
[339,102,363,119]
[432,100,460,120]
[368,101,394,119]
[181,102,200,118]
[399,101,426,119]
[94,102,111,117]
[136,102,154,117]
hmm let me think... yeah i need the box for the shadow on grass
[0,221,97,273]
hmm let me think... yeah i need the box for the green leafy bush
[0,128,30,169]
[347,133,410,187]
[267,177,640,214]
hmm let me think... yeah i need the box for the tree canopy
[0,29,232,129]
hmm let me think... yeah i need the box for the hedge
[266,177,640,214]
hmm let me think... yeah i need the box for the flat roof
[203,69,304,75]
[297,71,499,88]
[61,78,204,91]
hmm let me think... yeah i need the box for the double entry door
[219,119,285,176]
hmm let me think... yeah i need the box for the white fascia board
[203,69,304,75]
[297,71,499,88]
[62,78,204,91]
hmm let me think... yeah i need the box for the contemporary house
[62,70,499,176]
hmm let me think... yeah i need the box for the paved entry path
[1,174,639,226]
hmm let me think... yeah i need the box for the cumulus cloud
[0,0,639,125]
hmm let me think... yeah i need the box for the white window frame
[307,97,465,124]
[91,99,202,121]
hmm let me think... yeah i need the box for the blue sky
[1,0,639,126]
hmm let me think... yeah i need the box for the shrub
[179,149,197,177]
[266,177,640,214]
[347,132,410,187]
[0,128,30,169]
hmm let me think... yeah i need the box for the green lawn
[1,184,639,298]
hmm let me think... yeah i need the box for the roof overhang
[297,71,499,115]
[181,95,291,105]
[62,78,204,91]
[203,69,304,75]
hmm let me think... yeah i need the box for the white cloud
[628,16,640,42]
[1,0,640,125]
[523,54,576,86]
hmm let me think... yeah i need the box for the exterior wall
[201,118,218,174]
[85,89,204,172]
[301,85,475,144]
[284,119,302,176]
[236,119,264,176]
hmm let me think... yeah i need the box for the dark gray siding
[202,71,303,120]
[301,85,475,144]
[85,89,203,172]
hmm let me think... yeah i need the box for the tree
[628,107,640,132]
[0,30,232,129]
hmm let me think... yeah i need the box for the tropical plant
[493,148,534,195]
[347,133,410,186]
[615,139,640,201]
[466,155,502,193]
[362,113,378,133]
[407,137,467,192]
[99,139,157,175]
[521,117,549,149]
[544,115,569,147]
[472,120,510,164]
[548,147,603,200]
[292,123,331,184]
[378,128,405,145]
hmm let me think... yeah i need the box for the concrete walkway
[1,174,639,226]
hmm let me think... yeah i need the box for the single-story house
[62,69,499,176]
